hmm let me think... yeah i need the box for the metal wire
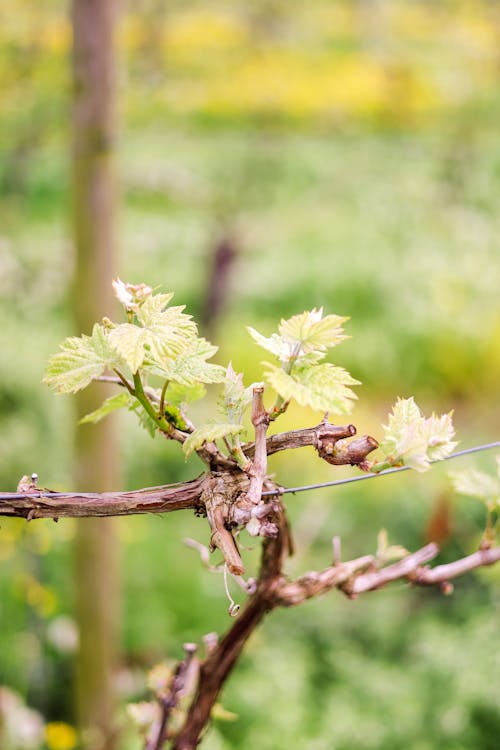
[262,441,500,497]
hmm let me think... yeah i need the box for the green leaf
[279,308,348,354]
[135,295,197,360]
[379,398,457,473]
[79,392,131,424]
[264,362,359,414]
[105,292,200,373]
[376,529,408,563]
[247,327,291,360]
[108,324,150,373]
[248,309,348,363]
[421,412,457,461]
[129,400,158,438]
[150,337,225,385]
[211,703,238,722]
[44,324,122,394]
[218,363,254,423]
[166,381,207,407]
[449,467,500,507]
[183,422,245,458]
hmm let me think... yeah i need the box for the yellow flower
[45,722,78,750]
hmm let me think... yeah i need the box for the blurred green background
[1,1,499,748]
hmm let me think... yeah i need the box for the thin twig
[145,644,198,750]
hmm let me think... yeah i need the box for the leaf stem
[158,379,170,418]
[133,372,172,435]
[113,369,135,396]
[231,438,252,471]
[268,344,300,421]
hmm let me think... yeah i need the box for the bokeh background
[1,1,500,748]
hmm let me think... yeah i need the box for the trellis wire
[262,441,500,497]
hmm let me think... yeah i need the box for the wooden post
[71,1,120,747]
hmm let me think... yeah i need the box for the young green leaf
[166,381,207,407]
[129,400,158,438]
[449,464,500,508]
[105,291,199,373]
[279,308,348,354]
[108,324,150,373]
[376,529,408,564]
[183,423,245,458]
[379,397,457,473]
[44,324,122,394]
[135,296,197,359]
[246,327,291,361]
[79,392,131,424]
[264,362,359,415]
[248,308,348,363]
[218,364,254,424]
[149,338,225,386]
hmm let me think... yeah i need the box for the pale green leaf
[44,324,122,394]
[150,337,225,385]
[79,392,131,424]
[264,362,359,414]
[380,398,457,473]
[279,308,348,354]
[248,309,348,363]
[247,327,291,360]
[135,292,174,320]
[449,468,500,505]
[108,324,150,373]
[166,381,206,407]
[211,703,238,722]
[134,293,198,361]
[376,528,389,557]
[422,412,457,461]
[376,528,408,563]
[383,544,409,562]
[218,363,254,423]
[127,294,198,364]
[129,401,158,438]
[183,422,245,458]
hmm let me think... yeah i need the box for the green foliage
[264,361,359,415]
[375,529,408,565]
[44,324,121,394]
[217,364,253,424]
[45,287,366,453]
[378,397,457,473]
[183,423,245,458]
[249,309,359,415]
[108,289,198,373]
[248,308,347,363]
[148,337,225,386]
[450,457,500,509]
[79,393,131,424]
[45,282,226,448]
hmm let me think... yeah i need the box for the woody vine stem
[2,403,500,749]
[2,281,499,749]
